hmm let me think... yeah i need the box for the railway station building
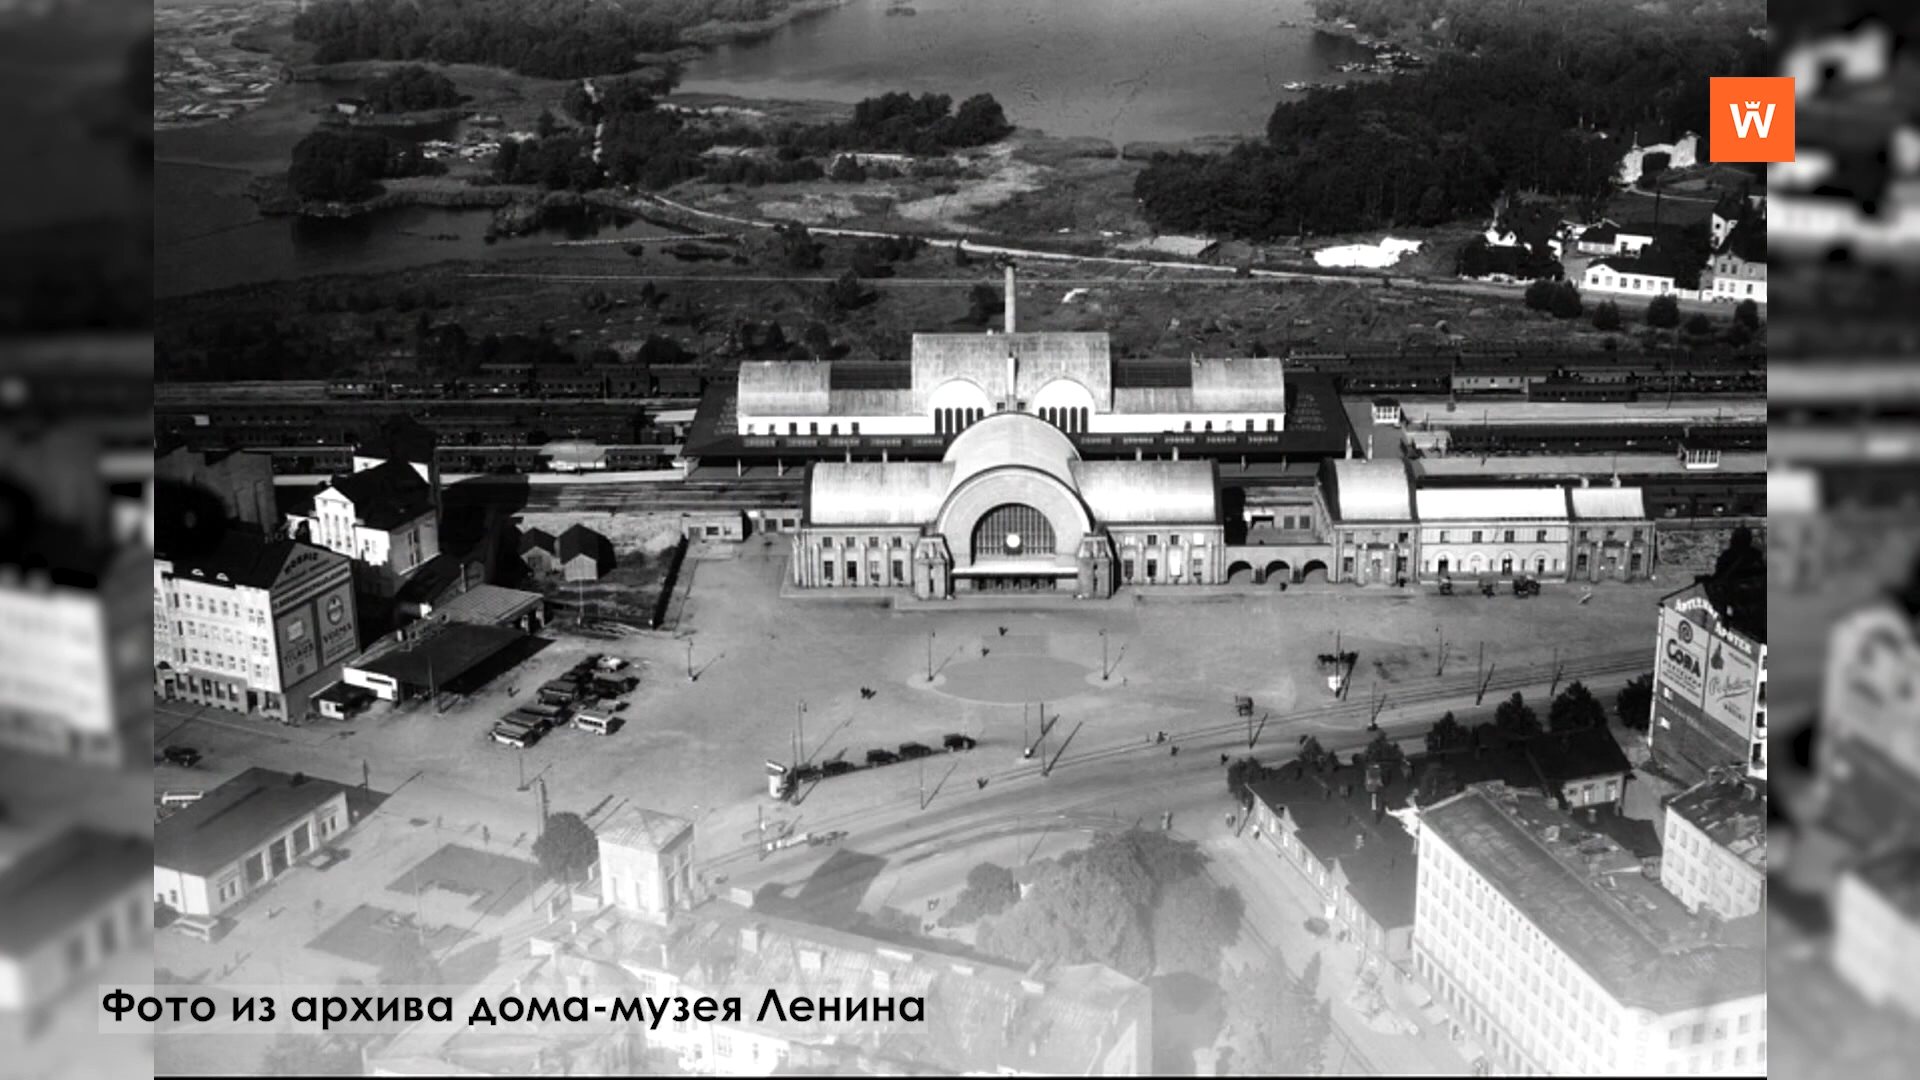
[793,412,1223,597]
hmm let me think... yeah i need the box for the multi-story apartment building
[1660,770,1767,920]
[153,531,360,722]
[1414,784,1765,1076]
[0,545,151,766]
[1832,848,1920,1022]
[1649,577,1767,783]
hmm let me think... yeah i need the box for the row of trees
[1522,283,1764,345]
[291,0,792,78]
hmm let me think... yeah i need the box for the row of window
[65,895,147,977]
[820,535,908,550]
[168,590,265,623]
[176,620,272,656]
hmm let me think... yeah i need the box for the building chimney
[1004,265,1017,335]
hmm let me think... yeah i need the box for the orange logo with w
[1710,77,1794,162]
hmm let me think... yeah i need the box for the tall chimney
[1004,265,1017,335]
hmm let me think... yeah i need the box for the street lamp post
[1100,629,1109,681]
[687,637,695,682]
[926,631,936,682]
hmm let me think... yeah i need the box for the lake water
[679,0,1375,145]
[155,76,668,297]
[157,0,1366,297]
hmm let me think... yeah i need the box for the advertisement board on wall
[1657,606,1709,711]
[1704,634,1759,736]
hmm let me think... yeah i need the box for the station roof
[1329,459,1413,521]
[1416,487,1569,521]
[1568,487,1647,519]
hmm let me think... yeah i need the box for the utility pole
[795,701,806,763]
[1100,628,1110,681]
[1550,647,1563,699]
[926,631,936,682]
[686,637,695,682]
[1435,625,1445,677]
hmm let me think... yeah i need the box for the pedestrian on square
[976,777,988,790]
[483,825,491,845]
[1170,744,1179,757]
[1220,753,1229,766]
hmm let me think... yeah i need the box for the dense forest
[359,65,463,112]
[292,0,796,79]
[502,87,1009,192]
[287,130,446,201]
[1135,2,1767,239]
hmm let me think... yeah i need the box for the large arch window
[972,504,1057,560]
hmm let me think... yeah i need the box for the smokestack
[1004,265,1016,335]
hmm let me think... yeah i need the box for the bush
[1683,312,1714,336]
[532,812,597,884]
[1734,298,1761,329]
[1616,674,1654,732]
[1645,294,1680,328]
[1548,281,1583,319]
[1591,300,1622,331]
[1524,278,1557,311]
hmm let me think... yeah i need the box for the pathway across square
[387,843,541,914]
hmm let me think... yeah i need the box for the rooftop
[1568,487,1647,520]
[1422,784,1764,1014]
[327,458,434,531]
[1668,773,1767,874]
[431,584,544,627]
[557,524,615,568]
[1247,758,1420,929]
[1329,459,1414,521]
[157,530,305,590]
[0,827,152,956]
[1524,726,1633,786]
[155,768,352,878]
[597,805,691,854]
[351,621,530,692]
[1415,486,1569,521]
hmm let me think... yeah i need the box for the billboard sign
[1704,633,1759,735]
[1658,607,1708,709]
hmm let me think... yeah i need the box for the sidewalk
[1200,816,1471,1076]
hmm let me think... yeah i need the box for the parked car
[897,742,935,760]
[158,790,205,810]
[161,747,202,768]
[792,763,823,783]
[1512,575,1541,598]
[595,656,630,673]
[942,734,977,751]
[865,748,900,766]
[821,760,856,778]
[572,711,621,735]
[491,719,546,748]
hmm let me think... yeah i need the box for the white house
[1582,256,1678,299]
[153,768,355,918]
[289,459,440,588]
[0,827,152,1025]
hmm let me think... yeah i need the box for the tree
[801,321,834,361]
[1226,756,1270,806]
[1646,293,1680,328]
[1296,734,1333,774]
[966,283,1004,325]
[1548,681,1607,732]
[1425,711,1469,754]
[779,223,823,270]
[1733,298,1761,330]
[1524,278,1557,311]
[1549,280,1584,319]
[1683,312,1715,337]
[1588,299,1621,332]
[535,108,560,138]
[1150,873,1243,978]
[532,811,597,884]
[1360,730,1407,772]
[1616,673,1654,732]
[979,834,1155,979]
[940,862,1020,926]
[1218,959,1329,1076]
[825,269,874,312]
[1494,691,1541,739]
